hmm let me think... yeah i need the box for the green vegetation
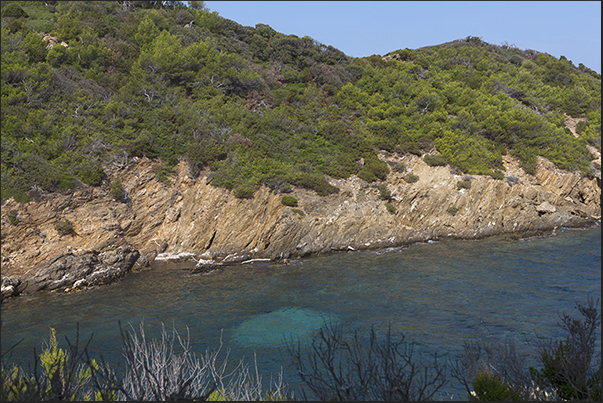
[109,179,124,202]
[53,218,74,236]
[404,173,420,183]
[1,3,600,203]
[423,153,448,167]
[385,202,397,214]
[2,297,599,401]
[281,195,298,207]
[376,183,392,200]
[7,209,19,225]
[457,179,472,190]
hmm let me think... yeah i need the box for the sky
[203,1,602,73]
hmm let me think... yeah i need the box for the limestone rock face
[19,244,139,294]
[1,153,600,301]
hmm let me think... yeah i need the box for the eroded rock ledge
[1,153,600,302]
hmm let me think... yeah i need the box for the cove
[1,225,600,399]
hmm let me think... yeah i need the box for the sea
[1,224,600,400]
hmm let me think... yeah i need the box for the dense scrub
[1,1,600,203]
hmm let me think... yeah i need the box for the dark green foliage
[423,154,448,167]
[78,162,105,186]
[376,183,392,200]
[0,1,599,204]
[457,179,472,190]
[404,173,419,183]
[109,179,124,202]
[153,162,175,185]
[281,195,298,207]
[233,185,255,199]
[392,162,407,173]
[293,173,339,196]
[512,147,539,175]
[469,372,522,401]
[54,219,74,236]
[358,155,389,182]
[385,202,397,214]
[7,210,19,226]
[529,296,601,401]
[2,3,28,18]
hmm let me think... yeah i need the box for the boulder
[20,245,139,295]
[1,276,23,301]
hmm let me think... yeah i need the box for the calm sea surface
[1,225,601,399]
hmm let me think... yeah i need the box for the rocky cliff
[1,149,600,302]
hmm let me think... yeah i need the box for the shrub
[1,323,292,401]
[376,184,392,200]
[78,163,105,187]
[392,162,407,173]
[153,162,174,185]
[8,210,19,226]
[512,147,538,175]
[385,202,397,214]
[358,156,389,182]
[281,195,298,207]
[54,219,74,236]
[469,371,522,401]
[404,173,419,183]
[1,3,28,18]
[293,173,339,196]
[423,154,448,167]
[234,185,255,199]
[291,208,305,216]
[489,170,504,180]
[109,180,124,202]
[529,296,601,401]
[457,179,472,190]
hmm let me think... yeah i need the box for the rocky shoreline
[1,151,600,303]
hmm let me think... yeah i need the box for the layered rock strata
[1,152,600,301]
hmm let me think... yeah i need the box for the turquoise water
[1,225,600,399]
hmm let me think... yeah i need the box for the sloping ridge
[1,148,600,301]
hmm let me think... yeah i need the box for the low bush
[457,179,472,190]
[423,154,448,167]
[392,162,407,173]
[404,173,419,183]
[489,170,504,180]
[281,195,298,207]
[109,180,124,202]
[54,219,74,236]
[153,163,175,185]
[78,163,105,187]
[7,210,19,226]
[376,184,392,200]
[293,173,339,196]
[385,202,397,214]
[469,372,522,401]
[234,185,255,199]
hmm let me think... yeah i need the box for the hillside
[1,1,601,300]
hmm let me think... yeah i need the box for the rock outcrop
[1,150,600,302]
[16,244,139,295]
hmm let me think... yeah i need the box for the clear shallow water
[1,225,601,399]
